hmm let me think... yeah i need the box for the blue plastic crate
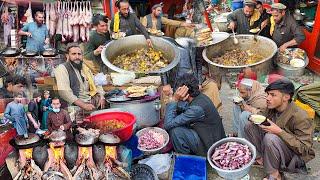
[172,154,207,180]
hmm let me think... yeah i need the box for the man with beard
[18,11,49,53]
[54,43,105,111]
[110,0,152,47]
[244,79,314,180]
[141,4,194,34]
[269,3,305,52]
[84,14,111,74]
[227,0,262,34]
[27,92,42,133]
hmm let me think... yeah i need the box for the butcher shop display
[113,48,169,72]
[211,142,252,170]
[211,48,264,66]
[43,1,92,42]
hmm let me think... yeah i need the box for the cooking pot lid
[14,133,40,146]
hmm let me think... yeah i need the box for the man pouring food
[18,11,50,53]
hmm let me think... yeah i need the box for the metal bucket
[109,98,161,129]
[101,35,180,75]
[202,35,278,81]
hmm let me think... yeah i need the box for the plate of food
[278,48,306,65]
[249,28,260,34]
[128,92,146,100]
[112,32,126,39]
[147,28,164,36]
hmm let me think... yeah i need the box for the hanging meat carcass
[56,1,63,35]
[62,2,69,39]
[49,2,57,37]
[79,2,87,42]
[25,1,33,23]
[45,2,50,31]
[85,1,93,41]
[72,1,80,42]
[66,1,73,39]
[1,5,9,23]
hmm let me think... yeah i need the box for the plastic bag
[138,153,172,175]
[94,73,108,86]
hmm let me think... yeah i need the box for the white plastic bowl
[290,58,305,68]
[136,127,169,155]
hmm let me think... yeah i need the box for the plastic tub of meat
[207,137,256,180]
[136,127,169,155]
[85,111,136,142]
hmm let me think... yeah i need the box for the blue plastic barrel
[232,0,244,10]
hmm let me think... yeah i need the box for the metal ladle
[232,29,239,44]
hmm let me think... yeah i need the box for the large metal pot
[108,98,161,129]
[101,35,180,74]
[202,35,278,80]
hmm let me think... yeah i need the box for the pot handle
[154,100,161,111]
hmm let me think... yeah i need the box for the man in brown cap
[244,79,314,180]
[227,0,263,34]
[269,3,305,52]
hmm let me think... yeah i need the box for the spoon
[232,29,239,44]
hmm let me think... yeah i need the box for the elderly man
[232,78,267,138]
[141,4,194,33]
[164,73,225,156]
[84,14,111,74]
[110,0,152,47]
[227,0,262,34]
[245,79,315,180]
[269,3,305,52]
[54,43,105,111]
[18,11,49,53]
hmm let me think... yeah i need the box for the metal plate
[99,133,121,145]
[108,96,131,102]
[75,133,98,146]
[14,133,40,146]
[196,32,230,47]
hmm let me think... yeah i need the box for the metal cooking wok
[0,47,20,57]
[101,35,180,75]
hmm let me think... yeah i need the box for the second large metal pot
[202,35,278,79]
[109,98,161,129]
[101,35,180,74]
